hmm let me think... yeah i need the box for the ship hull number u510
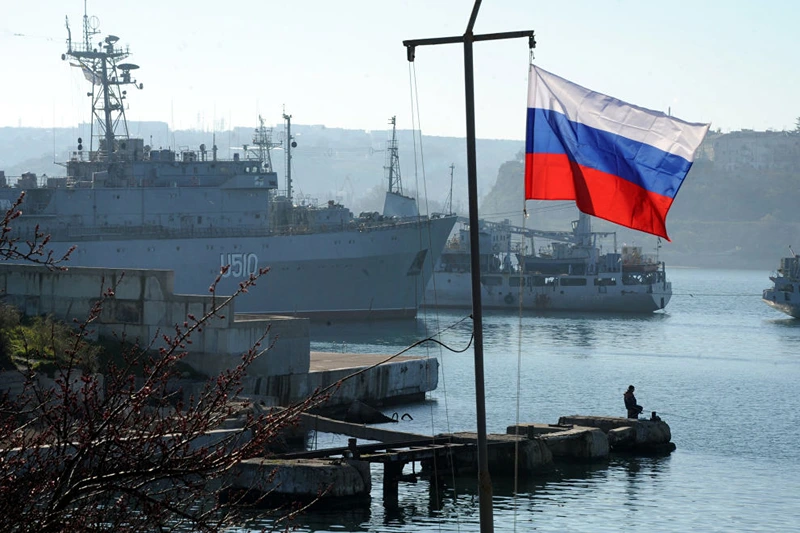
[220,253,259,278]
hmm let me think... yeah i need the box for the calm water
[247,268,800,532]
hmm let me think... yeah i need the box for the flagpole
[463,25,495,533]
[403,4,534,531]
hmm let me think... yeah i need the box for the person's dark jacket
[624,390,643,418]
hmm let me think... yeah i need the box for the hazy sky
[1,0,797,139]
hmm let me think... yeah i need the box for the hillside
[479,131,800,270]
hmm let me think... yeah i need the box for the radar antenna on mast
[249,115,279,173]
[282,110,296,201]
[61,3,143,163]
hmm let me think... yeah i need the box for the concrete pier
[508,423,609,461]
[438,432,554,475]
[249,428,560,510]
[258,351,439,408]
[507,415,676,460]
[558,415,676,454]
[231,414,676,510]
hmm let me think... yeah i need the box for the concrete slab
[230,458,371,502]
[558,415,675,454]
[260,352,438,407]
[507,423,609,461]
[444,432,554,475]
[309,351,427,371]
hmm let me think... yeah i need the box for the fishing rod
[651,411,690,419]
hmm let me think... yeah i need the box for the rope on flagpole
[407,58,463,529]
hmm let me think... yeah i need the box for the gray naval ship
[425,212,672,313]
[8,11,456,320]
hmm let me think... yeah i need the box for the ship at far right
[762,249,800,318]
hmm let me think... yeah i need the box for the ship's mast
[62,4,143,162]
[250,115,277,172]
[444,163,455,215]
[81,0,92,52]
[283,111,295,201]
[574,212,593,247]
[384,116,403,195]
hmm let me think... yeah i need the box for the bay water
[249,268,800,532]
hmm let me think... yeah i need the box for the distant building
[709,130,800,172]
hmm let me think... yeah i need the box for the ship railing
[280,214,447,235]
[621,270,666,286]
[58,226,267,241]
[621,252,660,266]
[52,214,446,241]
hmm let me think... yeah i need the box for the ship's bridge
[65,140,278,189]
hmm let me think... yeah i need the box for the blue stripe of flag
[525,108,693,199]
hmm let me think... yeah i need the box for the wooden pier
[278,435,472,505]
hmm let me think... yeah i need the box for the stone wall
[0,264,309,377]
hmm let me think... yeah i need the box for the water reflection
[524,320,598,350]
[309,310,673,359]
[230,454,675,532]
[309,317,433,350]
[236,503,373,532]
[407,456,671,515]
[612,455,672,508]
[767,316,800,329]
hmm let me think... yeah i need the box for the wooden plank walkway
[299,412,429,444]
[277,434,471,503]
[279,435,470,464]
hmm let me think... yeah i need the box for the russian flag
[524,65,710,240]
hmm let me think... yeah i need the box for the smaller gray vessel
[762,251,800,318]
[7,8,456,320]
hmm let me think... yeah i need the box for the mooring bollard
[347,438,359,459]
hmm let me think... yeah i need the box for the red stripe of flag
[525,153,674,240]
